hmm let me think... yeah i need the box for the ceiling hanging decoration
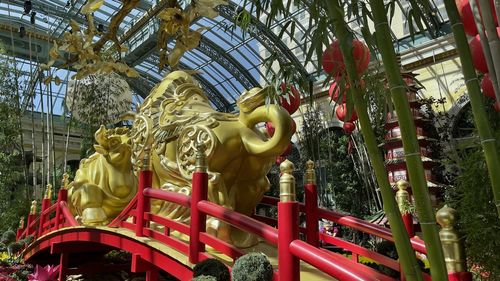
[65,73,133,124]
[41,0,140,82]
[157,0,228,70]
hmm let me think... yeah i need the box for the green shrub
[192,276,217,281]
[231,253,273,281]
[0,231,15,245]
[193,258,229,281]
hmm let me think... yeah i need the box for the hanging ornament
[494,101,500,112]
[266,119,296,137]
[329,80,346,104]
[481,73,497,99]
[456,0,498,36]
[281,143,293,157]
[336,104,358,122]
[265,122,275,137]
[328,79,365,104]
[321,40,370,76]
[276,156,286,165]
[469,35,488,73]
[279,83,301,114]
[343,122,356,134]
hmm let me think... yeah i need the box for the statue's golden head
[144,71,210,111]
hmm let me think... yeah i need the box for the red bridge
[16,163,429,281]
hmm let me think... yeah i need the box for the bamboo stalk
[494,0,500,36]
[444,0,500,216]
[324,2,423,280]
[470,0,500,100]
[38,76,46,191]
[368,0,449,279]
[477,0,500,103]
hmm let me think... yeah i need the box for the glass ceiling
[0,0,446,114]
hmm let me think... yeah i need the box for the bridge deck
[41,226,334,280]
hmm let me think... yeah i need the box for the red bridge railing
[17,189,78,242]
[17,147,435,281]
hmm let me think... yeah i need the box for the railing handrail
[260,195,427,254]
[289,240,396,281]
[59,201,79,227]
[108,195,138,227]
[198,200,279,245]
[144,188,191,207]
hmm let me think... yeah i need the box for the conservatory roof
[0,0,446,113]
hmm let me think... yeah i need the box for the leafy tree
[445,103,500,280]
[0,52,29,233]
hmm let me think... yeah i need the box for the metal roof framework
[0,0,320,113]
[0,0,444,113]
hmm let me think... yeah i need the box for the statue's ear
[94,145,108,156]
[94,125,107,145]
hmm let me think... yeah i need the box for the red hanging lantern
[481,73,497,99]
[321,40,370,76]
[343,122,356,134]
[470,27,500,73]
[329,79,365,104]
[276,156,286,165]
[494,101,500,112]
[266,122,275,137]
[280,83,301,114]
[329,80,346,104]
[470,35,488,73]
[456,0,498,36]
[336,104,358,122]
[281,143,293,157]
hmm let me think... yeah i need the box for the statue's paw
[81,207,109,226]
[206,218,232,244]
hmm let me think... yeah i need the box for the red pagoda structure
[382,71,442,207]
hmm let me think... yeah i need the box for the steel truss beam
[5,0,113,35]
[218,2,310,80]
[122,18,260,92]
[197,38,260,90]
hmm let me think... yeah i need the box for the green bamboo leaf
[412,11,426,34]
[278,20,293,39]
[407,10,415,42]
[389,0,396,25]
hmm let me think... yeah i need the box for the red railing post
[437,205,473,281]
[396,180,414,237]
[304,160,319,247]
[39,184,53,235]
[189,143,208,264]
[16,217,25,240]
[27,200,37,236]
[278,160,300,281]
[55,188,68,229]
[136,147,152,237]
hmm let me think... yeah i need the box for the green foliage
[193,258,230,281]
[0,231,15,246]
[0,49,29,233]
[231,253,273,281]
[298,106,373,217]
[192,276,218,281]
[444,104,500,280]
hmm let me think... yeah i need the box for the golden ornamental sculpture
[67,71,293,247]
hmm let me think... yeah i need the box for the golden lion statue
[68,71,293,247]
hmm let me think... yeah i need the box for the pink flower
[28,265,60,281]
